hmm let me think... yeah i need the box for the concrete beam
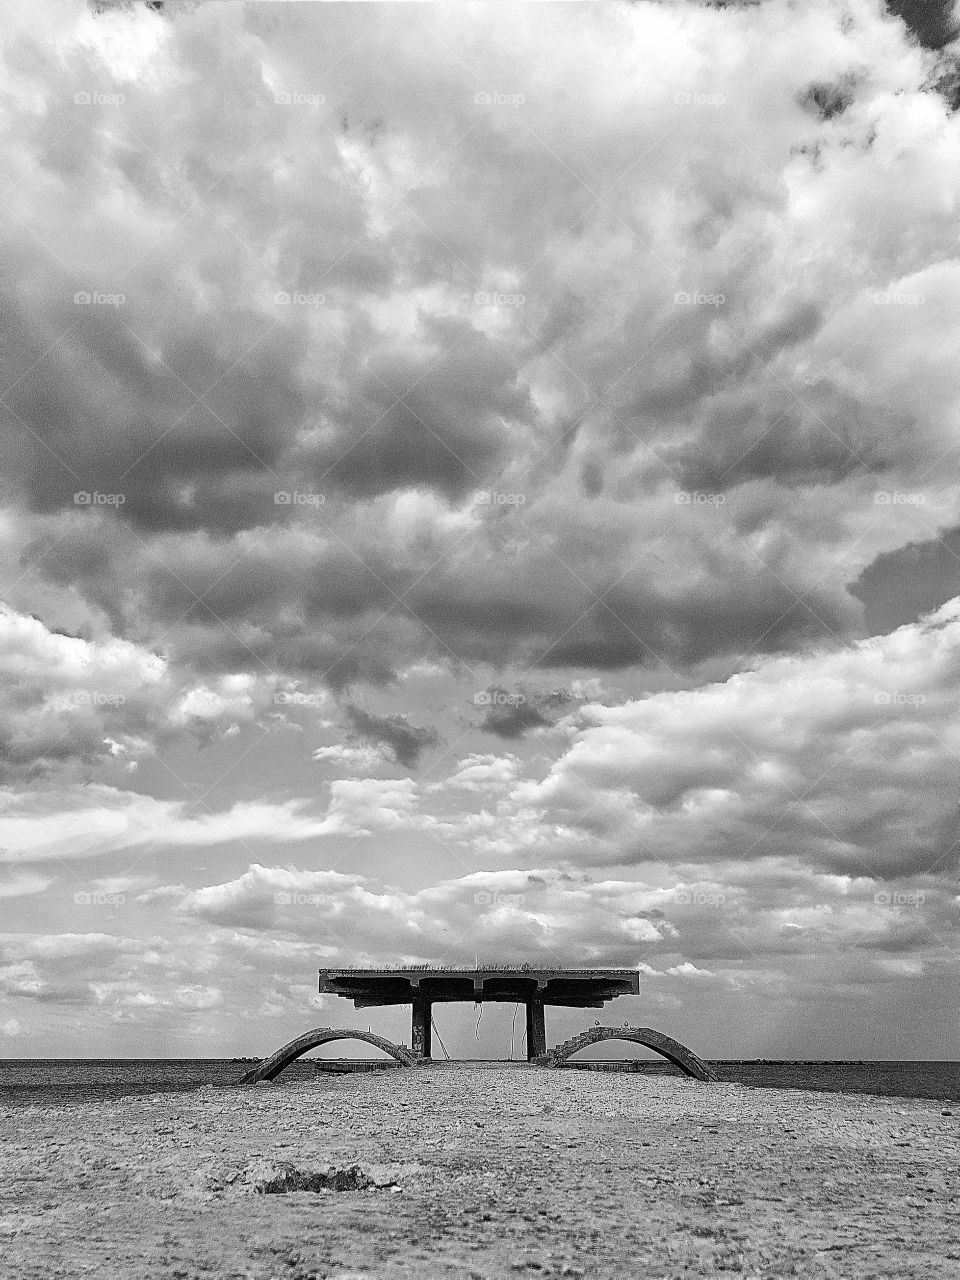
[318,968,640,1010]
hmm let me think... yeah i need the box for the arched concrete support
[239,1027,418,1083]
[538,1026,716,1081]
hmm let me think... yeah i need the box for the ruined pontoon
[240,965,716,1082]
[318,965,640,1061]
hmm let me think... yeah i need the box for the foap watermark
[74,490,126,507]
[274,690,325,708]
[874,691,926,707]
[674,290,725,308]
[874,889,926,908]
[473,689,525,708]
[74,891,126,907]
[674,888,726,907]
[274,891,329,907]
[474,90,526,107]
[274,291,325,308]
[273,91,326,107]
[74,290,125,307]
[674,490,726,506]
[872,290,925,307]
[475,490,526,507]
[873,491,925,506]
[74,90,125,107]
[674,91,726,107]
[50,690,126,711]
[473,890,526,908]
[274,490,325,508]
[463,290,526,309]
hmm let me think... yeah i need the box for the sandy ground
[1,1063,957,1280]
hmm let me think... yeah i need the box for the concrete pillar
[525,1000,546,1060]
[411,995,432,1059]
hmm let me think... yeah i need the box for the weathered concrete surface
[240,1028,416,1082]
[542,1026,716,1081]
[318,967,639,1007]
[525,1001,546,1061]
[411,997,432,1060]
[319,968,640,1064]
[1,1066,957,1279]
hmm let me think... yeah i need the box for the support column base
[526,1000,546,1061]
[411,995,432,1059]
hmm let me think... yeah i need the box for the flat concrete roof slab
[318,967,640,1007]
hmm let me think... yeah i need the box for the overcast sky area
[2,0,960,1061]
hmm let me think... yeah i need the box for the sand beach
[1,1064,957,1279]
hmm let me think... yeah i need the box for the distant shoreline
[1,1057,959,1105]
[2,1056,958,1063]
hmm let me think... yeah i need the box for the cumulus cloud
[324,777,423,836]
[137,855,958,1010]
[664,962,717,980]
[3,0,960,702]
[312,743,390,772]
[432,753,521,793]
[2,0,960,1057]
[342,705,440,769]
[0,602,282,779]
[490,599,960,878]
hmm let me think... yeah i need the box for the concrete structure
[240,973,716,1083]
[239,1027,416,1083]
[317,966,640,1062]
[538,1025,716,1081]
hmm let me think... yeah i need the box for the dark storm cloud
[849,527,960,636]
[18,506,859,690]
[0,0,955,741]
[662,383,883,495]
[3,0,957,706]
[14,305,311,532]
[478,691,583,742]
[608,303,827,442]
[140,532,403,628]
[299,324,534,501]
[344,705,440,770]
[2,288,533,534]
[477,693,553,740]
[56,481,859,689]
[712,1,960,53]
[409,544,860,675]
[885,0,960,50]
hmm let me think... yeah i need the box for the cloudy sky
[1,0,959,1061]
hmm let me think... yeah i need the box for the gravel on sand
[1,1063,957,1279]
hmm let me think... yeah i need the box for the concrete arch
[239,1027,417,1083]
[539,1026,716,1081]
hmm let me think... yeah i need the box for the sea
[0,1059,957,1106]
